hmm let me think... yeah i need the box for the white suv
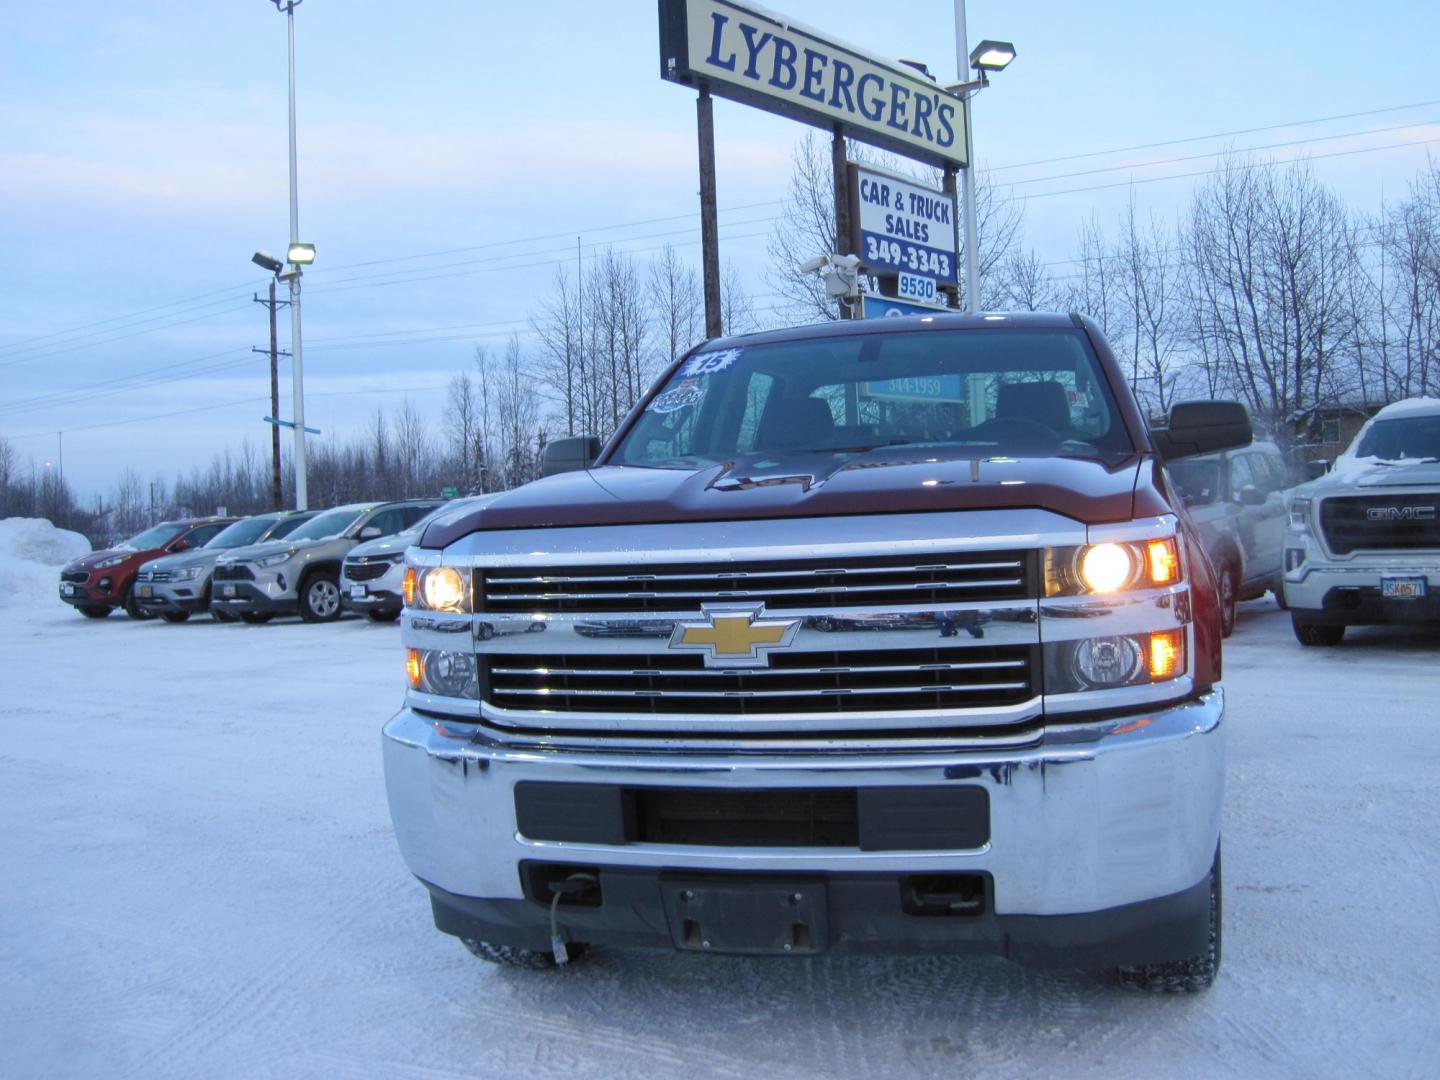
[1283,397,1440,644]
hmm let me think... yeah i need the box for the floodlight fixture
[897,57,936,81]
[970,40,1016,72]
[252,250,284,274]
[287,242,316,265]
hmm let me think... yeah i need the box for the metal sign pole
[697,85,723,338]
[831,125,853,319]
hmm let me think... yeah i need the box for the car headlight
[257,551,292,568]
[405,648,479,698]
[94,555,127,569]
[1047,629,1187,693]
[403,566,471,612]
[1288,496,1312,529]
[171,566,201,582]
[1046,537,1181,596]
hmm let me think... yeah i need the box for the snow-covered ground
[3,578,1438,1078]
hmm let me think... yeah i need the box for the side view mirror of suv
[1237,484,1267,507]
[542,435,602,477]
[169,539,191,552]
[358,526,383,540]
[1304,459,1331,480]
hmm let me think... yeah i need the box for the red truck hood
[423,449,1144,547]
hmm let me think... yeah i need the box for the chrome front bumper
[382,688,1223,918]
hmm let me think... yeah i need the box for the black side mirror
[542,435,601,477]
[1150,401,1253,462]
[1304,459,1331,480]
[169,539,191,552]
[1237,484,1266,507]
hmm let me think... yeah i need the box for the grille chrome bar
[486,560,1023,585]
[497,682,1028,700]
[491,659,1026,678]
[494,578,1023,603]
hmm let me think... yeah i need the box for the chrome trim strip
[488,577,1023,602]
[484,559,1024,585]
[491,681,1029,700]
[440,508,1087,566]
[478,695,1042,733]
[488,659,1028,678]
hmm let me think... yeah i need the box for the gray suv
[212,499,441,623]
[1166,440,1291,636]
[135,510,318,622]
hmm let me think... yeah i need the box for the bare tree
[649,244,703,363]
[721,260,760,336]
[994,247,1060,312]
[531,266,584,434]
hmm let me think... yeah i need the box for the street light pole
[274,0,309,510]
[954,0,980,314]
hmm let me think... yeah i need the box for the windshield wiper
[816,439,914,453]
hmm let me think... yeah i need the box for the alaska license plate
[60,583,74,596]
[220,585,237,598]
[349,585,366,600]
[1381,577,1426,599]
[138,585,153,597]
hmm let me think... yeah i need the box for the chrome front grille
[483,644,1036,717]
[477,550,1035,614]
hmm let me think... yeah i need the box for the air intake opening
[902,874,987,917]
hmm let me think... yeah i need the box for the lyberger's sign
[659,0,968,168]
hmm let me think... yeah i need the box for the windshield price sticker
[850,165,958,284]
[648,379,706,414]
[681,348,741,376]
[897,272,940,305]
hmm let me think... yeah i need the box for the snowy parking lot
[4,592,1438,1079]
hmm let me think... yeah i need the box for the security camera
[832,253,861,270]
[798,255,829,273]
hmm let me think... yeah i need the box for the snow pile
[0,518,90,607]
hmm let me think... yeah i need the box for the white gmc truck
[1284,397,1440,645]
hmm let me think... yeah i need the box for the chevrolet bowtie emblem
[669,604,801,668]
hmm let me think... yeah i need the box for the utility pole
[253,283,289,510]
[831,125,853,319]
[273,0,309,510]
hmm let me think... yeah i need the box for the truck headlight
[1288,496,1312,529]
[405,648,478,698]
[1073,635,1144,687]
[1048,630,1187,693]
[404,566,471,612]
[1051,537,1182,595]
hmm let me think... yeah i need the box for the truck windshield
[610,328,1134,468]
[1353,415,1440,462]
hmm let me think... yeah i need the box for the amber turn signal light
[405,648,423,689]
[402,567,417,606]
[1146,538,1180,586]
[1148,629,1184,681]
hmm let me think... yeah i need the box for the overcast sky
[3,0,1437,499]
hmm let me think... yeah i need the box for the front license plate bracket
[1381,577,1426,600]
[660,878,827,956]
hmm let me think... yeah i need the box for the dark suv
[58,517,236,619]
[1166,441,1291,635]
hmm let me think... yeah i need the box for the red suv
[58,517,236,619]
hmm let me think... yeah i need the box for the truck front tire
[1115,847,1221,993]
[460,938,589,970]
[1292,615,1345,647]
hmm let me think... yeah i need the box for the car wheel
[123,586,155,621]
[239,612,274,625]
[1292,615,1344,647]
[1271,574,1289,610]
[1218,564,1238,638]
[77,605,111,619]
[299,572,342,623]
[460,938,589,969]
[212,608,239,623]
[1116,846,1221,994]
[160,611,191,624]
[365,608,401,623]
